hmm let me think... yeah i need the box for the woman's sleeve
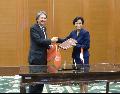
[57,32,72,43]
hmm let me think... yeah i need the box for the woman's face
[75,19,83,30]
[37,13,47,26]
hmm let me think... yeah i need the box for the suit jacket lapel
[35,24,47,39]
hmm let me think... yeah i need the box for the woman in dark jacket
[57,16,90,93]
[58,16,90,65]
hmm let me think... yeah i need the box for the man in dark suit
[28,10,58,93]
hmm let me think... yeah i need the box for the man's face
[75,19,83,30]
[37,13,47,26]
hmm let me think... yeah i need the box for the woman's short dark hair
[73,16,84,25]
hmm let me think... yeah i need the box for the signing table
[19,63,120,93]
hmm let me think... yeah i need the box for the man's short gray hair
[36,10,47,21]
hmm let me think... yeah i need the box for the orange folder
[47,44,62,71]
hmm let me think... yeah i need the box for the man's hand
[51,37,58,43]
[49,45,54,48]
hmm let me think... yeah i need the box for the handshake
[50,37,78,50]
[51,37,58,43]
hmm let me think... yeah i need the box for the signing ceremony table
[19,63,120,93]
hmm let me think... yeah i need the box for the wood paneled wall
[0,0,19,66]
[51,0,120,64]
[0,0,120,67]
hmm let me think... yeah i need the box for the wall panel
[83,0,116,63]
[0,0,19,66]
[0,0,120,68]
